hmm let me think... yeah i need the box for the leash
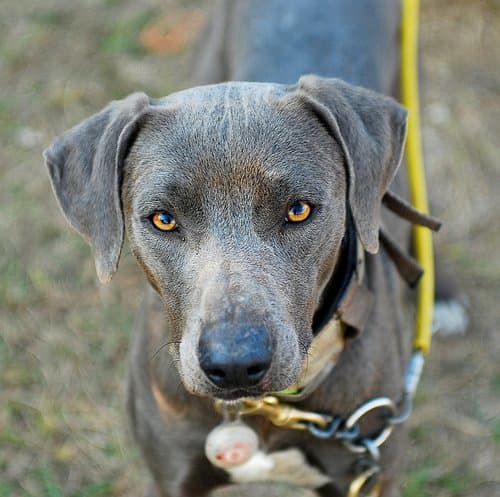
[206,1,436,495]
[401,0,435,356]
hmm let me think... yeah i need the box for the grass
[100,9,159,56]
[492,419,500,444]
[403,466,433,497]
[491,373,500,394]
[0,465,114,497]
[403,465,478,497]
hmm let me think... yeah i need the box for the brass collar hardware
[347,464,381,497]
[215,395,331,431]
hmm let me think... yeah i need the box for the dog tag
[205,420,259,469]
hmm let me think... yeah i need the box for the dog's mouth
[205,369,287,401]
[211,387,270,401]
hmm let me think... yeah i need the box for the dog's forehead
[156,81,297,150]
[125,83,342,208]
[162,81,288,111]
[131,81,339,184]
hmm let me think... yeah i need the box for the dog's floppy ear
[297,75,408,253]
[44,92,151,283]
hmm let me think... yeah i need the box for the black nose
[199,325,272,389]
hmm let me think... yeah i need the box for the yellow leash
[401,0,434,354]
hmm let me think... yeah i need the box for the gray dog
[44,1,437,496]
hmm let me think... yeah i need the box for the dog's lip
[210,387,270,401]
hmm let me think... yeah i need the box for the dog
[44,1,438,496]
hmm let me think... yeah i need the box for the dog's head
[44,76,406,399]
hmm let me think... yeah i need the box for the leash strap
[379,227,423,287]
[401,0,435,354]
[383,190,441,231]
[379,190,441,289]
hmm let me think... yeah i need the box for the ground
[1,1,499,496]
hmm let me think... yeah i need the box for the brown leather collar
[312,209,372,338]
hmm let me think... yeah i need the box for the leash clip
[230,396,332,431]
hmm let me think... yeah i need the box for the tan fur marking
[151,380,185,418]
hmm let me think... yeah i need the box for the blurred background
[1,1,499,496]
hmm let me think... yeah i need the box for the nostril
[246,363,268,381]
[207,368,226,383]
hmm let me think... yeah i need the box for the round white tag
[205,421,259,469]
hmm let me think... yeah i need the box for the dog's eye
[151,212,177,232]
[286,201,312,223]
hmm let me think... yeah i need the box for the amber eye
[151,212,177,232]
[286,201,312,223]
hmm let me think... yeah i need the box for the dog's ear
[297,75,408,253]
[44,93,151,283]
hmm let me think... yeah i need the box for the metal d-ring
[342,397,397,454]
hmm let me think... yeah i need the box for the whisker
[150,340,181,362]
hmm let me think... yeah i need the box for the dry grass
[1,1,499,496]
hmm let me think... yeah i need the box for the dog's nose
[199,325,272,389]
